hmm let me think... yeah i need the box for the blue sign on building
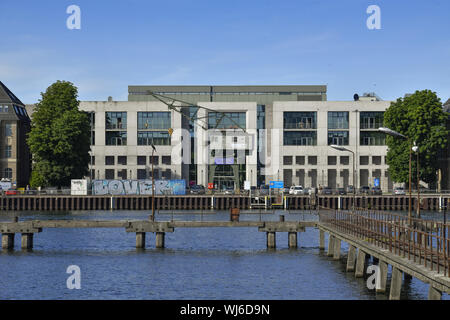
[269,181,284,189]
[374,178,380,187]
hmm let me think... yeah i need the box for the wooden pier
[0,194,448,211]
[0,218,315,250]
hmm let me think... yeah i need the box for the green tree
[384,90,448,186]
[27,81,91,187]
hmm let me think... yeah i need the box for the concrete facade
[79,101,183,181]
[79,86,397,192]
[272,100,391,191]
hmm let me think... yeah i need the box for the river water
[0,209,448,300]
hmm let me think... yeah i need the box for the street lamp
[330,144,356,211]
[412,144,420,218]
[150,143,157,222]
[378,127,414,224]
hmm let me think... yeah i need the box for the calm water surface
[0,209,448,300]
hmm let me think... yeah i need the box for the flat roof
[128,85,327,94]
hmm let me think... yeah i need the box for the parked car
[282,187,290,194]
[393,187,406,195]
[289,185,303,195]
[5,189,18,195]
[224,186,235,195]
[335,188,347,195]
[321,186,333,195]
[189,185,205,195]
[359,186,370,195]
[303,187,312,195]
[371,187,382,195]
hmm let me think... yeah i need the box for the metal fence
[319,208,450,277]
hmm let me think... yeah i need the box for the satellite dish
[353,94,359,101]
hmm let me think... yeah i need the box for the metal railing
[319,209,450,277]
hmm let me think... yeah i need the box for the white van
[289,185,304,195]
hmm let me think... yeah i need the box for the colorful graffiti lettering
[91,180,186,195]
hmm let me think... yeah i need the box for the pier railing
[319,209,450,277]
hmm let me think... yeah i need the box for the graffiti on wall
[91,180,186,195]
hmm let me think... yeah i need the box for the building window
[150,156,159,165]
[372,156,382,165]
[340,156,349,165]
[283,112,317,129]
[5,145,12,158]
[3,168,12,179]
[118,156,127,165]
[5,123,12,136]
[308,156,317,165]
[137,156,147,165]
[105,169,114,179]
[105,156,115,165]
[328,131,349,145]
[4,106,8,112]
[296,156,305,165]
[328,112,349,129]
[162,169,171,180]
[208,112,246,129]
[283,131,317,146]
[360,112,384,129]
[90,156,95,165]
[360,132,386,145]
[117,169,127,180]
[283,156,293,165]
[138,112,171,129]
[137,169,147,179]
[257,105,266,129]
[89,112,95,145]
[328,156,337,165]
[137,131,170,146]
[105,112,127,129]
[106,131,127,145]
[162,156,171,165]
[360,156,369,165]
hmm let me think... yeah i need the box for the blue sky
[0,0,449,103]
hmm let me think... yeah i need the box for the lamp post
[150,143,156,222]
[331,145,356,211]
[412,144,420,218]
[378,127,414,224]
[444,200,447,276]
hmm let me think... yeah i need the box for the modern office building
[0,81,31,186]
[79,85,398,191]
